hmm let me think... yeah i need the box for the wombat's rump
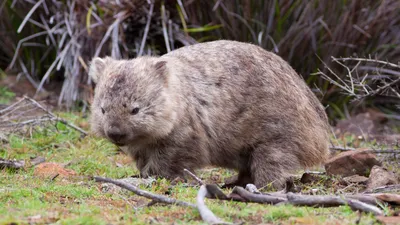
[89,40,330,188]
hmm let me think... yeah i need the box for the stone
[366,165,398,190]
[325,150,381,177]
[342,175,369,184]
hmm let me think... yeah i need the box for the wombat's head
[88,56,178,146]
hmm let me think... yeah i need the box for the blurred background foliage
[0,0,399,123]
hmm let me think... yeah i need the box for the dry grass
[1,0,399,119]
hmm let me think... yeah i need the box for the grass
[0,111,386,225]
[1,0,400,120]
[0,86,15,104]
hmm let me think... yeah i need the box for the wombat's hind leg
[221,170,252,189]
[251,143,300,190]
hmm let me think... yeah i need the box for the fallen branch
[233,186,286,204]
[197,185,232,225]
[287,192,345,207]
[370,193,400,205]
[330,146,400,154]
[184,168,205,185]
[95,173,397,221]
[367,184,400,193]
[95,175,234,224]
[200,183,392,216]
[287,193,384,215]
[0,158,25,169]
[0,97,26,115]
[346,194,382,206]
[205,184,230,200]
[347,199,384,216]
[93,176,195,208]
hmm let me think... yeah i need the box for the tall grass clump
[183,0,400,120]
[1,0,195,109]
[1,0,399,121]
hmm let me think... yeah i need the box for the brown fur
[89,40,330,188]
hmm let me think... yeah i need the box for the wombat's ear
[154,61,168,80]
[88,57,107,83]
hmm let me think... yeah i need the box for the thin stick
[346,195,382,206]
[183,168,205,185]
[23,96,88,136]
[287,193,383,215]
[330,146,400,154]
[287,193,346,207]
[233,186,286,204]
[0,158,25,169]
[1,118,54,127]
[17,0,45,33]
[366,184,400,193]
[161,2,171,52]
[347,199,383,216]
[138,2,154,56]
[197,185,232,225]
[334,57,400,69]
[94,176,195,208]
[356,76,400,99]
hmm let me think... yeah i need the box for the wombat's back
[162,40,329,171]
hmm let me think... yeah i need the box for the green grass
[0,87,15,104]
[0,112,388,224]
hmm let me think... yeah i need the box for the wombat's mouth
[108,134,148,146]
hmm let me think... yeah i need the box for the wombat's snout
[106,126,127,145]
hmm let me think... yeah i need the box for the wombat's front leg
[134,150,186,181]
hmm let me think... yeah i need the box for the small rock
[311,189,319,195]
[366,166,398,191]
[30,156,46,166]
[325,150,381,177]
[245,184,260,194]
[343,175,369,184]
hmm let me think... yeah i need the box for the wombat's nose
[106,127,126,143]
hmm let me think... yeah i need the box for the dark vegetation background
[1,0,399,124]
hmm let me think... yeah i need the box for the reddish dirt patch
[34,162,77,179]
[376,216,400,225]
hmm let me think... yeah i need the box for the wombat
[89,40,330,189]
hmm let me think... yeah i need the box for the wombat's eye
[131,107,140,115]
[101,107,105,114]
